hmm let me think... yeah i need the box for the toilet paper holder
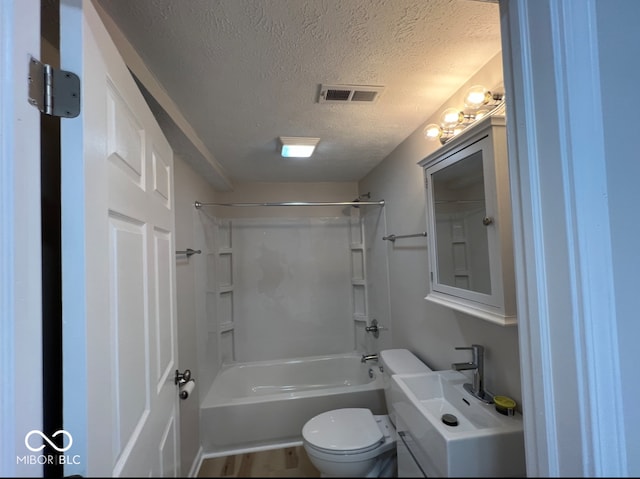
[179,379,195,400]
[175,368,191,385]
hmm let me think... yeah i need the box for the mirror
[431,150,491,295]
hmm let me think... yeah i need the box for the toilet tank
[379,349,432,425]
[379,349,432,376]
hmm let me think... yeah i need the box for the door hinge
[28,56,80,118]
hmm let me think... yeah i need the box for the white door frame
[500,0,627,475]
[0,0,43,476]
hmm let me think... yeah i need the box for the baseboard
[201,439,304,459]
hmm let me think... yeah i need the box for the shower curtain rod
[194,200,385,209]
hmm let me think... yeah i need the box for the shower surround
[192,196,390,454]
[231,216,355,362]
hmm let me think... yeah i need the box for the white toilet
[302,349,432,477]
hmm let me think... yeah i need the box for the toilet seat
[302,408,384,454]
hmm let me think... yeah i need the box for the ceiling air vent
[318,84,385,104]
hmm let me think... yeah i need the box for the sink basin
[389,370,525,477]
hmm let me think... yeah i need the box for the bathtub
[200,352,386,455]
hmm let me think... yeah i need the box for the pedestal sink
[389,370,525,477]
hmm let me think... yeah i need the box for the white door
[60,1,180,476]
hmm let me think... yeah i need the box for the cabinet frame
[419,115,516,326]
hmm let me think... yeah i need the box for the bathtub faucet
[361,353,378,363]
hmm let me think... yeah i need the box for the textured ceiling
[95,0,501,184]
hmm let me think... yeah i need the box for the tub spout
[361,353,378,363]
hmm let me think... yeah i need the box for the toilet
[302,349,432,477]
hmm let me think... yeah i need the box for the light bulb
[452,125,465,136]
[464,85,492,109]
[441,108,463,128]
[424,124,442,140]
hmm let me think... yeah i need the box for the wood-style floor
[197,446,321,478]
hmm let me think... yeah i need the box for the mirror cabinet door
[431,149,491,295]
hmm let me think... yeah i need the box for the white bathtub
[200,352,386,455]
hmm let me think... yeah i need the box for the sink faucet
[361,353,378,363]
[452,344,493,404]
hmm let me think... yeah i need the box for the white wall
[359,53,522,406]
[174,155,217,475]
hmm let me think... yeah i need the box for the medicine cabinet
[418,114,516,326]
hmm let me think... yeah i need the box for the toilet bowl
[303,408,396,477]
[302,349,432,477]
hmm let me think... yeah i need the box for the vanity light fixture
[279,136,320,158]
[424,83,505,145]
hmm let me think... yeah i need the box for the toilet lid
[302,408,383,452]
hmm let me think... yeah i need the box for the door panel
[154,228,175,385]
[109,214,149,454]
[106,82,145,186]
[61,0,179,475]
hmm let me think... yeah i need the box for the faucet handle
[455,345,484,363]
[456,344,483,352]
[365,319,387,339]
